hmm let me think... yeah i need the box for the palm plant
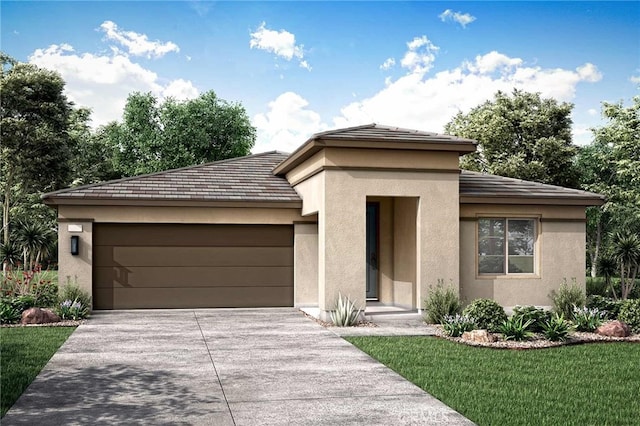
[0,241,21,271]
[14,220,54,271]
[612,231,640,300]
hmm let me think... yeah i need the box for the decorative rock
[596,320,631,337]
[20,308,61,325]
[462,329,497,343]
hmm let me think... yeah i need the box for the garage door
[93,224,293,309]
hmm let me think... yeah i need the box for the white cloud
[588,108,598,116]
[380,57,395,70]
[29,44,198,127]
[249,22,310,71]
[439,9,477,28]
[332,51,603,141]
[630,75,640,84]
[99,20,179,59]
[400,36,439,74]
[252,92,327,153]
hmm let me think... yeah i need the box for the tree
[577,96,640,279]
[107,91,256,177]
[1,53,73,246]
[445,89,579,188]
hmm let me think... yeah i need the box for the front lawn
[346,336,640,426]
[1,327,75,417]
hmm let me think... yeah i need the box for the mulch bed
[301,310,378,328]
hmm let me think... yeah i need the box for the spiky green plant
[330,293,362,327]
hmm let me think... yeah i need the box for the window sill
[476,274,540,280]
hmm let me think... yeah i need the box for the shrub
[586,295,623,320]
[441,314,476,337]
[33,281,58,308]
[542,314,574,341]
[586,277,608,297]
[58,280,91,310]
[330,293,361,327]
[462,299,507,332]
[499,316,534,341]
[572,306,604,332]
[55,299,90,321]
[0,300,21,324]
[9,294,37,313]
[423,280,461,324]
[511,305,551,333]
[618,299,640,333]
[550,278,585,320]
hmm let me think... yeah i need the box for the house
[43,124,605,319]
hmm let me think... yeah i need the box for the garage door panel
[111,286,294,309]
[94,266,293,288]
[94,246,293,267]
[93,224,294,309]
[94,224,293,247]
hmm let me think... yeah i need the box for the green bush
[441,314,476,337]
[499,316,534,341]
[330,293,361,326]
[9,294,36,313]
[550,278,585,320]
[55,299,90,321]
[423,280,461,324]
[462,299,507,332]
[586,277,609,297]
[58,281,91,310]
[511,305,551,333]
[618,299,640,333]
[586,295,623,320]
[33,281,58,308]
[572,306,604,332]
[542,314,574,341]
[0,300,21,324]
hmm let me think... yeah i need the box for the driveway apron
[2,308,473,425]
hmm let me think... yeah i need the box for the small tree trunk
[590,220,601,278]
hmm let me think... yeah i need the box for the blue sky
[2,1,639,152]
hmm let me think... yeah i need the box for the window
[478,218,535,275]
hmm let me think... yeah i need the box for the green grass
[346,336,640,426]
[1,327,75,417]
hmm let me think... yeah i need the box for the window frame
[477,217,538,277]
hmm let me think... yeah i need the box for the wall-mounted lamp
[70,236,80,256]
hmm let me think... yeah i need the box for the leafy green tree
[107,91,256,177]
[577,97,640,278]
[0,53,73,246]
[445,89,579,188]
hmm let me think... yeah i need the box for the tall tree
[0,53,73,245]
[445,89,579,188]
[107,91,256,177]
[577,96,640,279]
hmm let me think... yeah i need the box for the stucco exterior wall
[58,205,308,224]
[459,204,587,307]
[294,223,318,306]
[298,168,459,315]
[57,221,93,303]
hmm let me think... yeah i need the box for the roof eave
[44,197,302,209]
[460,195,606,206]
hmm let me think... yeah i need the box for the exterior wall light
[71,235,80,256]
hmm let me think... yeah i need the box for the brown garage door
[93,224,293,309]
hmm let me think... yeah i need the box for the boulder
[20,308,61,325]
[596,320,630,338]
[461,329,497,343]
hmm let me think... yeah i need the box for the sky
[2,1,639,153]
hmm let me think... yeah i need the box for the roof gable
[43,152,301,206]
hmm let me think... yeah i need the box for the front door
[366,202,379,300]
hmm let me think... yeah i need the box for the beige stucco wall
[393,198,418,308]
[372,197,394,305]
[459,204,587,307]
[58,205,308,224]
[294,223,318,306]
[296,168,460,316]
[57,221,93,304]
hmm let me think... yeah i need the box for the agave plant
[330,293,362,327]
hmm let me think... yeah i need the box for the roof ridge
[310,123,376,139]
[43,151,286,199]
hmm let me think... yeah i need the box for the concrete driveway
[3,308,472,425]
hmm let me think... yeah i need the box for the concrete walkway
[3,308,472,425]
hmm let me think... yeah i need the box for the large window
[478,218,536,275]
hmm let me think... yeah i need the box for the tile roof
[43,152,301,204]
[311,123,477,144]
[459,170,605,204]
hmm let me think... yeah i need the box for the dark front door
[366,202,379,300]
